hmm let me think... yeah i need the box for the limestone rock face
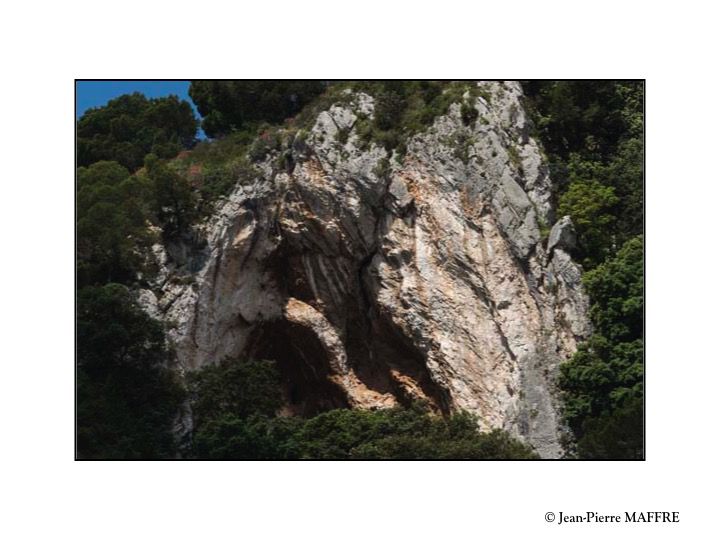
[142,81,590,457]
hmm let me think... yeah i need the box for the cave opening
[246,318,349,416]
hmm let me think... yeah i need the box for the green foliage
[521,81,639,161]
[77,284,184,458]
[195,164,239,205]
[185,130,256,166]
[575,398,643,459]
[583,236,643,342]
[77,92,197,171]
[193,407,539,460]
[557,178,619,267]
[188,355,536,459]
[559,237,643,457]
[553,140,642,267]
[353,81,479,156]
[605,137,643,245]
[165,128,262,215]
[189,81,326,137]
[188,358,283,429]
[77,284,166,371]
[292,406,537,459]
[560,334,642,431]
[507,145,522,170]
[522,81,643,262]
[77,161,154,286]
[144,154,197,238]
[193,414,304,459]
[248,125,284,161]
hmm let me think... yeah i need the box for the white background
[0,1,717,538]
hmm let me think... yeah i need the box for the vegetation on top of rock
[189,81,326,138]
[350,81,481,157]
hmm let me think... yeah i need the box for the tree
[77,284,184,458]
[193,414,303,459]
[189,81,325,137]
[521,81,639,161]
[557,138,643,258]
[188,358,283,429]
[77,92,197,171]
[583,236,643,342]
[522,80,643,260]
[576,398,643,459]
[292,405,538,459]
[77,284,167,372]
[190,385,538,459]
[77,161,153,286]
[144,154,196,238]
[559,237,644,457]
[606,137,644,245]
[187,355,538,460]
[558,177,619,267]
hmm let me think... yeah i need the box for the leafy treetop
[77,92,198,171]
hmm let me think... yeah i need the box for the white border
[1,1,718,538]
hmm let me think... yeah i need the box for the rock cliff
[139,81,590,458]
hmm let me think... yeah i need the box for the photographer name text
[544,511,679,525]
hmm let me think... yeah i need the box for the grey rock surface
[144,82,590,457]
[548,215,577,252]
